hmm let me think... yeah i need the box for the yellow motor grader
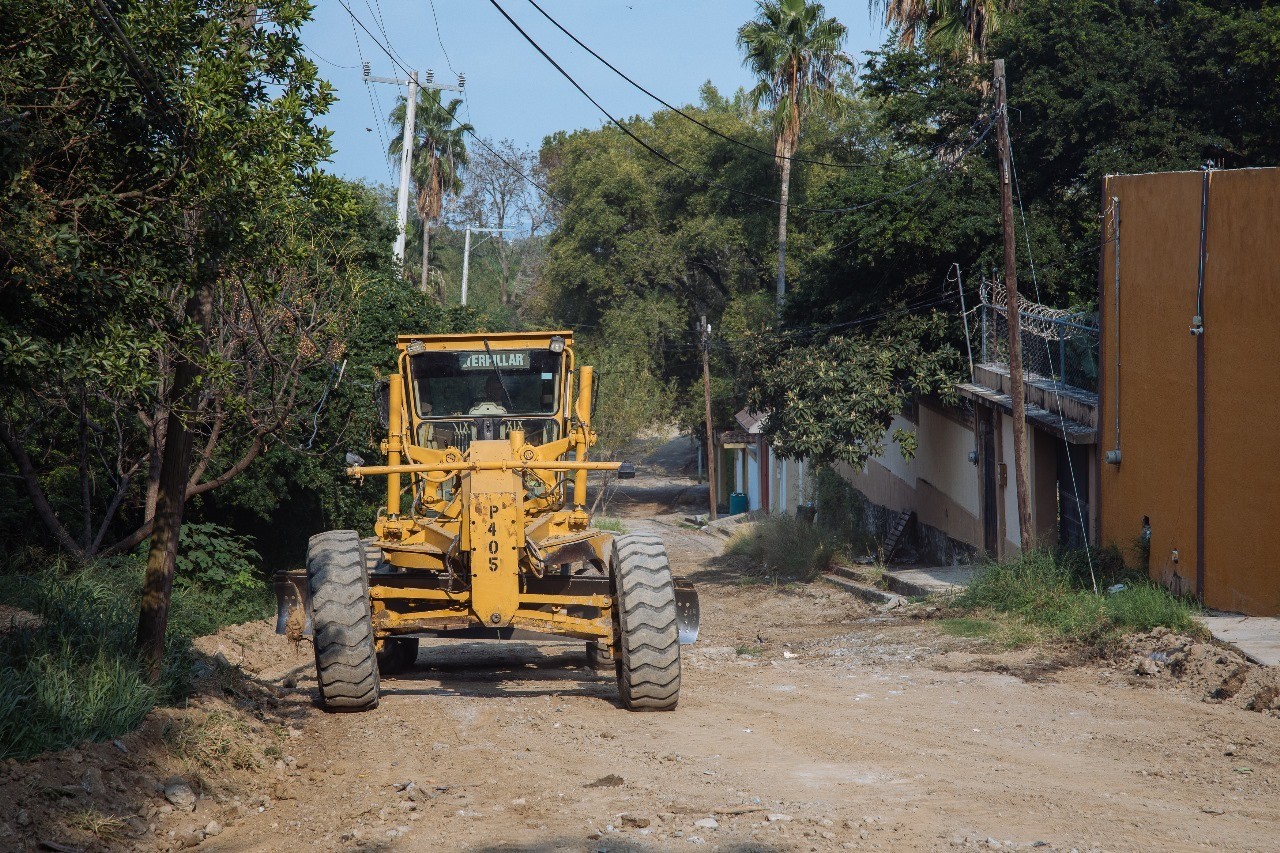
[274,331,698,711]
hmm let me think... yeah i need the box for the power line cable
[523,0,932,173]
[345,15,395,183]
[364,0,412,69]
[428,0,459,76]
[337,0,412,77]
[488,0,995,216]
[1007,119,1096,589]
[302,39,358,70]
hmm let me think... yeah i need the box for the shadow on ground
[377,641,619,705]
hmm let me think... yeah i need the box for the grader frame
[274,331,697,712]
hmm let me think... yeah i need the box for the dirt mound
[1117,626,1280,716]
[1,621,318,851]
[192,617,311,680]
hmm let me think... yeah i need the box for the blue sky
[302,1,886,187]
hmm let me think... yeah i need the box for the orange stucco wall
[1098,168,1280,615]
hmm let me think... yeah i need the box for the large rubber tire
[611,534,681,711]
[307,531,379,711]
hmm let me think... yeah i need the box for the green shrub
[956,549,1199,648]
[0,551,272,761]
[725,514,834,582]
[172,522,262,598]
[812,466,874,552]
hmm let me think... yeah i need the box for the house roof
[735,408,766,434]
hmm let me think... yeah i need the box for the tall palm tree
[389,90,472,297]
[873,0,1007,60]
[739,0,851,306]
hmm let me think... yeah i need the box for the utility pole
[460,225,515,306]
[364,65,464,272]
[994,59,1034,552]
[700,316,718,521]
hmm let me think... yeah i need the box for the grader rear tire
[307,531,379,711]
[611,534,681,711]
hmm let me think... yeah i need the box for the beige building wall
[836,402,982,551]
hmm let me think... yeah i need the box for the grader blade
[675,578,701,645]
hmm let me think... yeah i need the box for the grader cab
[274,331,698,711]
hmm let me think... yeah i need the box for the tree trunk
[419,218,431,296]
[136,266,215,682]
[775,151,793,307]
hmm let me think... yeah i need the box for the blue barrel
[728,492,749,515]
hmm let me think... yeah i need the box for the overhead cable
[488,0,995,216]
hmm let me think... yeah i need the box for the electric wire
[428,0,459,76]
[1007,113,1097,590]
[302,39,358,70]
[345,14,395,184]
[523,0,939,174]
[364,0,412,70]
[487,0,996,216]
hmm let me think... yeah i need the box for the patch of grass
[734,644,764,657]
[939,615,1041,649]
[0,554,273,761]
[593,516,628,534]
[724,514,834,583]
[955,549,1200,649]
[940,617,999,639]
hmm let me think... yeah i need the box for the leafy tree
[456,137,547,306]
[738,0,852,305]
[0,0,383,675]
[743,312,961,468]
[389,88,471,298]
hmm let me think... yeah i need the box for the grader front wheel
[306,531,380,711]
[611,534,681,711]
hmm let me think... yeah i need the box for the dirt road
[190,447,1278,852]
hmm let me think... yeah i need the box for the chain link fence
[976,281,1099,392]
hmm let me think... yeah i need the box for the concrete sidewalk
[1196,613,1280,666]
[882,565,978,597]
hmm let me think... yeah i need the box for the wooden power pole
[994,59,1034,552]
[700,316,718,521]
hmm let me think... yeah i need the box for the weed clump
[725,514,835,582]
[0,554,272,761]
[955,549,1200,649]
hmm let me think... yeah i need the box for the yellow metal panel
[465,440,524,627]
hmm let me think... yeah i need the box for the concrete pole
[392,72,418,269]
[460,226,472,306]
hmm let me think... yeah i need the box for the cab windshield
[409,348,561,418]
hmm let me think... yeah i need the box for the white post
[460,226,472,306]
[392,71,418,268]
